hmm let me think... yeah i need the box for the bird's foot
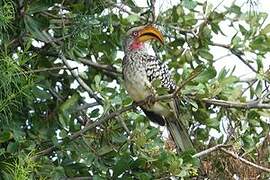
[144,94,156,108]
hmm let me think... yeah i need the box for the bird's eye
[132,31,138,36]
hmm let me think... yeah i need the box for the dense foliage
[0,0,269,179]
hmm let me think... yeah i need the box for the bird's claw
[144,94,156,108]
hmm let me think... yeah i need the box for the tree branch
[150,0,156,23]
[77,57,121,77]
[193,144,230,158]
[44,53,121,79]
[42,32,103,105]
[220,147,270,173]
[192,144,270,173]
[211,42,257,73]
[118,117,131,135]
[66,177,92,180]
[202,98,270,109]
[35,101,138,158]
[16,66,77,75]
[60,52,103,105]
[76,102,100,111]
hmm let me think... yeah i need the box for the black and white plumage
[145,55,176,91]
[122,25,194,152]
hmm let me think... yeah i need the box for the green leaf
[135,172,152,180]
[230,5,241,15]
[194,66,216,83]
[131,158,147,169]
[255,80,262,97]
[59,93,80,128]
[111,95,122,105]
[261,24,270,34]
[0,131,13,144]
[219,76,238,86]
[183,0,197,10]
[205,118,219,128]
[126,14,140,23]
[146,128,159,139]
[24,15,48,41]
[239,24,247,36]
[193,109,210,124]
[27,1,51,14]
[176,5,184,16]
[113,154,131,177]
[231,35,241,48]
[97,145,114,156]
[93,175,106,180]
[7,142,18,153]
[198,49,213,61]
[256,55,263,70]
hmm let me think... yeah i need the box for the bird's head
[123,25,164,53]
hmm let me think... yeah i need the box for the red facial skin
[130,40,143,50]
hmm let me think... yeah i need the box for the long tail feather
[166,114,194,153]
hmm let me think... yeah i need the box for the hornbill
[122,25,194,153]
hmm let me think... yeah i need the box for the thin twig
[241,79,257,96]
[213,53,232,62]
[49,88,64,101]
[16,67,77,75]
[192,144,230,158]
[150,0,156,23]
[111,3,133,15]
[110,1,196,35]
[42,31,103,105]
[118,117,131,135]
[193,144,270,173]
[231,49,257,73]
[211,42,257,73]
[76,102,100,111]
[35,101,138,158]
[77,57,121,76]
[44,53,121,78]
[66,177,92,180]
[202,98,270,109]
[60,52,103,105]
[220,147,270,173]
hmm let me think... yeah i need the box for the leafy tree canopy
[0,0,269,179]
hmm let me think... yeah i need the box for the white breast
[124,68,151,102]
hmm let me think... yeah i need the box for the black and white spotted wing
[145,55,176,92]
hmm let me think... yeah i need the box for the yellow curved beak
[137,25,164,44]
